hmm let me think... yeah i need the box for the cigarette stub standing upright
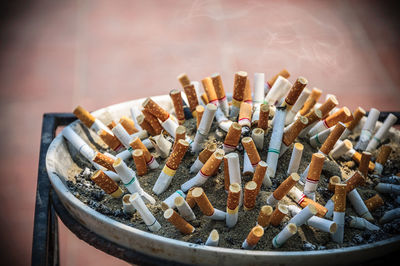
[340,107,366,140]
[238,102,252,134]
[251,73,265,124]
[266,173,300,206]
[169,89,186,125]
[242,137,261,170]
[264,76,292,106]
[272,223,297,248]
[287,143,303,175]
[280,115,308,156]
[191,103,217,153]
[242,225,264,250]
[230,71,247,119]
[129,137,159,170]
[257,104,269,131]
[354,108,380,151]
[285,88,311,125]
[265,69,290,94]
[130,193,161,232]
[190,143,217,174]
[205,229,219,247]
[226,183,241,228]
[299,88,322,116]
[243,181,258,210]
[211,73,229,116]
[202,77,219,106]
[303,153,325,200]
[192,187,226,220]
[251,128,264,150]
[374,145,392,175]
[153,139,189,195]
[226,152,243,205]
[183,83,199,116]
[223,122,242,153]
[366,113,398,152]
[161,190,186,210]
[332,183,347,243]
[257,205,273,228]
[252,161,268,195]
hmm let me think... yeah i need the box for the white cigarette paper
[265,76,292,106]
[330,139,353,160]
[122,194,135,215]
[287,143,303,175]
[190,157,204,174]
[215,108,233,132]
[348,216,380,231]
[205,229,219,246]
[380,208,400,224]
[161,190,186,210]
[309,127,333,148]
[252,128,265,150]
[129,193,161,232]
[288,205,337,234]
[253,73,265,105]
[374,183,400,195]
[243,151,254,175]
[272,223,297,248]
[354,108,380,151]
[366,113,397,152]
[161,117,179,138]
[175,196,196,221]
[192,103,217,153]
[112,123,132,149]
[130,106,143,131]
[347,189,374,221]
[287,204,317,226]
[226,153,243,206]
[285,88,311,125]
[149,134,171,159]
[332,211,345,243]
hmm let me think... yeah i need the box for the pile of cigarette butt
[65,69,400,250]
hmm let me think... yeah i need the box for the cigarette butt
[143,98,170,122]
[174,125,186,147]
[137,114,157,136]
[272,173,300,201]
[359,151,372,177]
[299,88,322,116]
[325,107,353,127]
[132,149,148,176]
[243,78,252,103]
[192,187,214,216]
[345,171,365,192]
[328,176,341,192]
[352,151,375,172]
[318,96,338,118]
[170,89,185,124]
[175,196,196,221]
[206,229,220,246]
[258,205,273,227]
[242,137,261,167]
[245,225,264,246]
[284,77,308,106]
[305,108,323,126]
[91,170,123,198]
[211,73,226,100]
[199,143,217,164]
[196,105,205,128]
[376,145,392,165]
[129,137,152,164]
[282,116,308,146]
[183,84,199,113]
[244,181,258,210]
[227,183,241,210]
[258,104,269,130]
[201,93,209,104]
[270,204,288,226]
[346,107,366,131]
[186,187,197,208]
[287,143,303,175]
[202,77,218,104]
[107,121,116,130]
[320,122,346,155]
[252,160,268,193]
[238,102,252,127]
[267,69,290,87]
[73,105,95,128]
[99,129,123,151]
[224,122,242,151]
[119,116,139,134]
[307,153,325,182]
[200,149,224,177]
[333,183,347,212]
[224,157,230,191]
[300,197,328,217]
[142,109,163,135]
[232,71,247,107]
[364,194,384,211]
[165,139,189,171]
[93,152,116,172]
[164,208,195,235]
[177,73,191,87]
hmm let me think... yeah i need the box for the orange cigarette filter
[170,89,185,124]
[273,173,300,201]
[107,121,116,130]
[307,153,325,182]
[299,88,322,116]
[200,149,224,177]
[73,105,95,128]
[211,73,226,100]
[284,77,308,106]
[183,84,199,113]
[129,137,152,164]
[119,116,139,134]
[257,205,273,227]
[252,161,268,193]
[282,116,308,146]
[376,145,392,165]
[201,93,209,104]
[344,171,365,192]
[246,225,264,246]
[244,181,258,210]
[224,157,230,191]
[270,204,288,226]
[165,139,189,171]
[192,187,214,216]
[258,104,269,130]
[142,109,163,135]
[177,73,191,88]
[364,194,384,211]
[91,170,123,198]
[224,122,242,148]
[196,105,204,129]
[164,208,195,235]
[352,152,375,172]
[202,77,218,104]
[304,108,323,126]
[132,149,148,176]
[227,183,241,210]
[333,183,347,212]
[325,107,353,127]
[174,125,186,148]
[346,107,366,131]
[358,151,372,177]
[318,96,338,118]
[98,130,123,151]
[137,114,156,136]
[93,152,116,172]
[243,79,252,103]
[328,176,341,192]
[300,197,328,217]
[242,137,261,167]
[232,71,247,107]
[239,102,253,125]
[142,98,170,122]
[320,122,346,155]
[198,143,217,164]
[267,69,290,87]
[186,187,197,208]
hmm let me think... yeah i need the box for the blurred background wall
[0,0,399,265]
